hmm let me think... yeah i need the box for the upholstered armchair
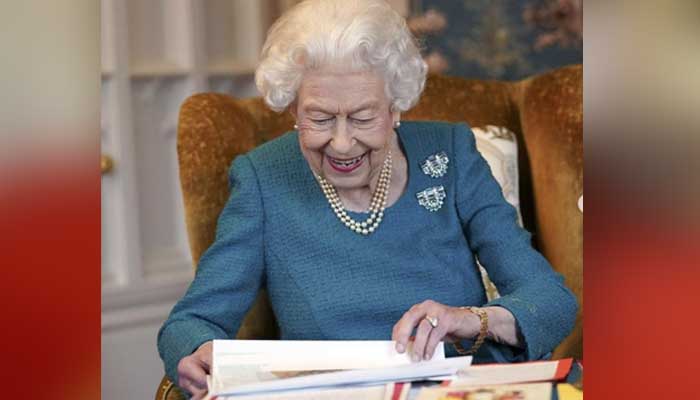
[155,64,583,400]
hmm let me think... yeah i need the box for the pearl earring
[394,121,401,128]
[294,123,299,130]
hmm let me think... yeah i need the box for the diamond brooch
[421,151,449,178]
[416,186,446,212]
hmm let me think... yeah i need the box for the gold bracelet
[453,306,488,356]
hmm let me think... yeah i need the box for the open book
[207,340,472,397]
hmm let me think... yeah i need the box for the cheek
[298,132,328,170]
[362,121,393,151]
[299,130,328,152]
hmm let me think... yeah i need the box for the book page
[212,383,388,400]
[212,356,472,397]
[211,340,445,390]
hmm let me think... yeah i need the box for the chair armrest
[155,375,186,400]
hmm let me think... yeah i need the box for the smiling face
[292,67,398,191]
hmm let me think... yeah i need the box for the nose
[329,119,355,155]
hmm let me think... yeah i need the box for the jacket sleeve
[452,123,577,362]
[157,154,266,384]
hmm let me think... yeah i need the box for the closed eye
[311,117,334,125]
[350,117,375,124]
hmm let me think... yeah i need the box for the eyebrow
[303,100,379,115]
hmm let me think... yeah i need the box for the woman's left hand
[392,300,480,361]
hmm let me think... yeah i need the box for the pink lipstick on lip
[327,153,366,173]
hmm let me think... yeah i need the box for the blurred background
[100,1,581,399]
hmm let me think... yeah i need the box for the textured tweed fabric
[158,121,577,384]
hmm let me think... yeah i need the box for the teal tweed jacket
[158,121,577,384]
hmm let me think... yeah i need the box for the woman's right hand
[177,341,213,399]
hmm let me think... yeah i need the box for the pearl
[316,150,392,235]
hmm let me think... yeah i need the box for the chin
[325,175,364,190]
[323,169,368,190]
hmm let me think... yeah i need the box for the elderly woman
[158,0,577,397]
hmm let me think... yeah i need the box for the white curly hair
[255,0,427,113]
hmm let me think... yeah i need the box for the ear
[288,101,298,121]
[392,110,401,124]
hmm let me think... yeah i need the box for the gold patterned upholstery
[155,65,582,399]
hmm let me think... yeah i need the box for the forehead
[298,67,388,112]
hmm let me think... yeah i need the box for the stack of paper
[204,340,574,398]
[212,356,473,397]
[410,359,575,400]
[446,358,573,386]
[207,340,471,398]
[205,383,395,400]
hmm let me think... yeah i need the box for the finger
[190,388,207,400]
[392,305,425,352]
[424,321,448,360]
[178,360,208,391]
[190,373,208,390]
[198,354,212,374]
[179,377,203,397]
[423,309,455,359]
[412,318,434,362]
[198,345,213,372]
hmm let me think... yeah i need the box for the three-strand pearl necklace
[315,150,392,235]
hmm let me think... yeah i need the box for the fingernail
[396,343,405,353]
[412,353,420,362]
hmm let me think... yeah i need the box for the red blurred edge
[0,152,101,399]
[585,178,700,398]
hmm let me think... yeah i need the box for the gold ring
[424,315,439,328]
